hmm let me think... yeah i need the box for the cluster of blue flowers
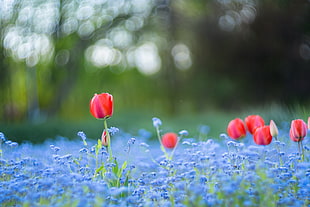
[0,124,309,207]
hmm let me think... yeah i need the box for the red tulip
[245,115,265,134]
[289,119,307,142]
[162,132,178,149]
[308,117,310,130]
[227,118,247,139]
[90,93,113,119]
[253,125,272,145]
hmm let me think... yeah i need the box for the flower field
[1,118,310,207]
[1,93,310,206]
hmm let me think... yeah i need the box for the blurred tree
[169,0,310,111]
[0,0,310,124]
[0,0,165,122]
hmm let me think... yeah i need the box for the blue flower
[152,117,162,128]
[108,127,119,136]
[0,132,5,141]
[77,131,87,141]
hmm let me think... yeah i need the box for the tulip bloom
[289,119,307,142]
[253,126,272,145]
[245,115,265,134]
[162,132,178,149]
[269,120,279,138]
[90,93,114,162]
[308,117,310,130]
[290,119,307,161]
[90,93,113,119]
[227,118,247,139]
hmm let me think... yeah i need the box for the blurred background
[1,0,310,143]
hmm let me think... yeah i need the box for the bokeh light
[171,43,192,70]
[0,0,309,129]
[134,42,161,76]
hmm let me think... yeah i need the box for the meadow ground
[1,105,310,206]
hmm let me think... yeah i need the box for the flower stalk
[169,131,187,160]
[154,123,169,160]
[104,118,113,162]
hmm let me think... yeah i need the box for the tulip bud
[253,126,272,145]
[269,120,279,138]
[227,118,247,139]
[90,93,113,119]
[162,132,178,149]
[289,119,307,142]
[245,115,265,134]
[101,130,109,146]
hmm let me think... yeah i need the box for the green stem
[300,141,304,162]
[274,137,283,166]
[169,135,183,160]
[0,142,2,159]
[104,118,113,162]
[155,126,169,160]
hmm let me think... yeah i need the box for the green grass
[0,110,236,143]
[1,103,309,144]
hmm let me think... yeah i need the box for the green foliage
[92,138,130,190]
[2,103,308,144]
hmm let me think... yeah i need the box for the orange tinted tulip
[227,118,247,139]
[245,115,265,134]
[90,93,113,119]
[289,119,307,142]
[253,126,272,145]
[162,132,178,149]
